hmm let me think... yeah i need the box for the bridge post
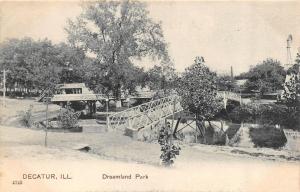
[105,98,110,131]
[128,117,132,129]
[223,99,227,109]
[106,115,111,131]
[171,97,176,129]
[105,98,109,113]
[223,91,227,109]
[92,101,96,114]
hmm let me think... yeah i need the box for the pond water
[165,118,287,149]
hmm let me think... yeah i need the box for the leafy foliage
[228,103,300,131]
[56,43,87,84]
[65,0,169,99]
[0,38,86,94]
[176,57,222,144]
[145,63,178,92]
[281,53,300,108]
[281,73,299,107]
[57,104,80,129]
[177,56,222,120]
[258,104,288,125]
[0,1,172,100]
[228,104,261,124]
[20,105,33,127]
[249,126,287,149]
[158,123,181,167]
[282,109,300,130]
[243,59,285,95]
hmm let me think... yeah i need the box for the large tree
[243,59,286,95]
[0,38,86,95]
[0,38,61,93]
[65,0,169,106]
[55,42,86,84]
[177,57,222,143]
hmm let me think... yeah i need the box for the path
[235,126,255,148]
[0,125,299,192]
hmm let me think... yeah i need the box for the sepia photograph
[0,0,299,191]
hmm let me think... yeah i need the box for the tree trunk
[206,120,215,144]
[172,117,181,139]
[196,114,206,143]
[115,86,122,108]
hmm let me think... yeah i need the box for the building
[51,83,103,115]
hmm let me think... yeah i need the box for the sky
[1,1,300,75]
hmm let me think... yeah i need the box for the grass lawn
[0,97,60,126]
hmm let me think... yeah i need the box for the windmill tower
[281,35,299,101]
[285,34,293,69]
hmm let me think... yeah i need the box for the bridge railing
[217,91,242,103]
[51,93,108,102]
[107,95,183,131]
[50,92,156,102]
[283,129,300,152]
[37,91,46,102]
[108,91,243,131]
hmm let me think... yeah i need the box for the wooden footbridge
[107,95,183,131]
[217,91,242,108]
[107,91,242,132]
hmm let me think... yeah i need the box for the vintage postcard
[0,0,299,192]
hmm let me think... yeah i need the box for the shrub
[20,105,33,127]
[228,104,259,123]
[158,123,181,167]
[228,103,300,131]
[57,104,80,130]
[257,104,300,131]
[281,109,300,131]
[249,126,287,149]
[257,104,287,125]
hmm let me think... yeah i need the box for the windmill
[281,35,300,102]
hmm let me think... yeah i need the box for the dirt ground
[0,125,299,192]
[0,98,299,192]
